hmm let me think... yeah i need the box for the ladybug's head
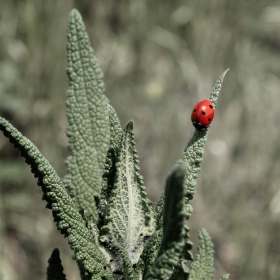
[192,120,207,131]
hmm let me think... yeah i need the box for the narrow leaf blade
[151,70,229,279]
[99,104,122,220]
[145,164,186,280]
[155,70,229,224]
[179,69,229,203]
[64,9,110,220]
[209,69,229,105]
[0,117,113,279]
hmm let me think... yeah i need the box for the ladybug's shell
[191,99,215,130]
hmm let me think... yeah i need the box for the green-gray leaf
[134,258,145,280]
[155,70,228,224]
[47,248,67,280]
[64,9,110,221]
[100,121,155,268]
[151,71,228,277]
[169,224,193,279]
[0,116,113,280]
[99,104,122,220]
[179,69,229,204]
[106,104,123,151]
[189,229,214,280]
[144,164,187,280]
[140,229,163,277]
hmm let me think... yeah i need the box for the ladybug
[191,99,215,131]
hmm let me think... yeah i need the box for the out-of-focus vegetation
[1,0,280,279]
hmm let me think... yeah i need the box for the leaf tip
[51,247,60,256]
[222,68,229,78]
[69,8,81,19]
[126,120,134,130]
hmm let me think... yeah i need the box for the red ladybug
[191,99,215,131]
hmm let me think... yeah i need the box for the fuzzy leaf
[169,224,193,279]
[47,248,67,280]
[106,104,123,151]
[64,9,110,221]
[189,229,214,280]
[144,164,186,280]
[99,104,122,220]
[100,121,155,268]
[209,69,229,106]
[141,215,193,278]
[0,117,113,280]
[155,70,229,224]
[140,229,163,277]
[179,69,229,204]
[151,71,228,273]
[118,244,134,280]
[92,106,123,274]
[134,258,145,280]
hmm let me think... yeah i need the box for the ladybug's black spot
[208,118,212,121]
[193,109,196,112]
[209,105,213,109]
[202,111,206,115]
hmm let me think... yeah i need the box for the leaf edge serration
[189,228,215,280]
[0,116,114,280]
[47,248,67,280]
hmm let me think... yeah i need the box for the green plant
[0,9,229,280]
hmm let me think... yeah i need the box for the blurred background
[1,0,280,279]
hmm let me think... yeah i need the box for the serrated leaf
[99,104,122,221]
[100,121,155,268]
[144,164,187,280]
[64,9,110,221]
[189,229,214,280]
[47,248,67,280]
[0,117,114,280]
